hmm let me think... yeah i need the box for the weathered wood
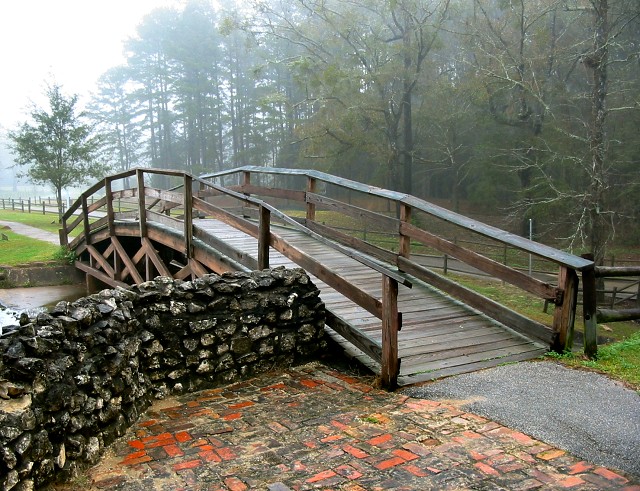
[142,237,172,277]
[105,178,115,237]
[397,256,553,344]
[111,236,144,284]
[399,203,411,261]
[325,310,382,363]
[81,195,91,246]
[238,184,305,202]
[270,234,383,318]
[400,222,561,302]
[192,197,260,238]
[305,221,397,265]
[582,265,599,358]
[136,170,148,238]
[74,260,128,289]
[258,205,270,270]
[380,276,400,390]
[306,177,317,222]
[184,174,193,259]
[205,166,594,271]
[306,193,398,231]
[86,244,115,279]
[189,258,209,278]
[551,267,578,352]
[595,266,640,277]
[596,308,640,323]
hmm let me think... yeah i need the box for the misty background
[1,0,638,264]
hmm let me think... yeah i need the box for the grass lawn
[547,332,640,391]
[0,229,61,266]
[0,209,63,234]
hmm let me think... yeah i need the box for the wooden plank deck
[196,219,547,386]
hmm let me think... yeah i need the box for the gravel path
[404,361,640,478]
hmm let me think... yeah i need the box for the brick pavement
[76,362,639,491]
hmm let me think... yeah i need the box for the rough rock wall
[0,268,326,490]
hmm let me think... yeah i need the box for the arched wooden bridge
[60,167,597,388]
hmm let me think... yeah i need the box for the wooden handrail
[203,166,594,272]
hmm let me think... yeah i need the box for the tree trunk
[586,0,609,267]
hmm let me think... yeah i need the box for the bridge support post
[258,205,270,270]
[398,204,411,272]
[582,265,599,359]
[551,266,578,353]
[381,276,400,390]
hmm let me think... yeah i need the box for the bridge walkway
[197,219,547,385]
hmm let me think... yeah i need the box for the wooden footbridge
[60,167,598,388]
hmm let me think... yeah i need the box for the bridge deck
[197,219,546,385]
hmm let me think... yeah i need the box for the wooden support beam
[306,177,317,222]
[399,203,411,263]
[86,244,116,279]
[189,258,209,278]
[258,205,270,270]
[325,310,382,363]
[597,308,640,323]
[136,169,147,238]
[582,265,599,359]
[111,236,144,284]
[551,266,578,353]
[142,237,172,277]
[75,260,129,289]
[184,174,193,259]
[105,178,115,237]
[380,276,400,390]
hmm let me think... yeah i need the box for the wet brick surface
[78,362,639,490]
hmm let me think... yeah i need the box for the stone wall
[0,268,326,490]
[0,263,84,288]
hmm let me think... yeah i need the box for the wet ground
[0,283,86,333]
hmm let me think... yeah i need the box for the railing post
[306,176,316,222]
[184,174,193,260]
[59,216,68,246]
[136,169,147,239]
[551,266,578,352]
[257,205,271,270]
[82,194,91,246]
[582,264,598,359]
[381,276,400,390]
[398,203,411,270]
[105,178,115,238]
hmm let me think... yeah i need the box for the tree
[9,83,107,221]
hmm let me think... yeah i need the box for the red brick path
[85,362,639,490]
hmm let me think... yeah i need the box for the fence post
[258,205,271,270]
[381,276,400,389]
[42,202,46,215]
[28,198,31,213]
[551,266,579,352]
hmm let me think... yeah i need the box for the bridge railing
[202,166,598,357]
[60,167,410,388]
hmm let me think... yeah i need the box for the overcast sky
[0,0,184,132]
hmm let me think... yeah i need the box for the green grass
[0,209,63,234]
[546,332,640,391]
[0,229,61,265]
